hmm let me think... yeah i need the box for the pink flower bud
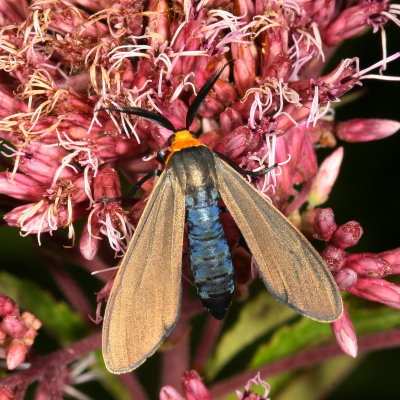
[199,130,221,149]
[276,103,313,132]
[313,208,337,241]
[321,245,346,272]
[21,312,42,331]
[161,99,189,131]
[232,43,257,95]
[0,386,15,399]
[48,2,107,38]
[6,341,27,370]
[285,125,317,184]
[264,53,292,81]
[0,88,27,117]
[95,135,143,164]
[1,315,27,339]
[220,108,244,135]
[309,147,343,206]
[234,0,255,23]
[331,221,363,249]
[336,119,400,142]
[214,125,262,160]
[93,167,121,203]
[0,173,43,202]
[317,59,357,98]
[379,248,400,266]
[324,2,388,46]
[0,294,17,317]
[0,0,27,24]
[171,25,202,75]
[260,30,284,77]
[4,202,86,235]
[331,307,358,357]
[346,253,391,277]
[182,370,211,400]
[148,0,170,45]
[304,0,336,28]
[334,268,358,291]
[274,136,293,205]
[80,222,101,260]
[18,143,74,184]
[159,386,184,400]
[349,278,400,309]
[198,96,224,120]
[23,329,38,346]
[213,80,238,105]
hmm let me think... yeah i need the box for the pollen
[166,130,204,163]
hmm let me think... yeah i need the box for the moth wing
[215,157,343,322]
[102,167,186,373]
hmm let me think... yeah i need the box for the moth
[101,63,343,374]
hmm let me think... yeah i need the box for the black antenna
[185,60,234,130]
[101,106,176,132]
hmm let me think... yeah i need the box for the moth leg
[156,150,167,164]
[97,169,162,203]
[214,151,278,176]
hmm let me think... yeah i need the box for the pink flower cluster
[0,0,399,366]
[0,293,41,370]
[0,386,14,400]
[314,208,400,357]
[160,370,270,400]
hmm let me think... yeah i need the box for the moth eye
[167,134,176,146]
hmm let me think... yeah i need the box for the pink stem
[193,316,223,371]
[161,318,190,390]
[47,233,109,281]
[209,328,400,398]
[0,332,102,389]
[0,332,149,400]
[42,251,94,320]
[284,179,313,216]
[161,283,191,390]
[118,373,149,400]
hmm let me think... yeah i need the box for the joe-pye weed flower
[0,0,399,398]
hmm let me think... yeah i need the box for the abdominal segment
[186,186,234,320]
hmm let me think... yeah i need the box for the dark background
[325,22,400,400]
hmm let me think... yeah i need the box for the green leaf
[250,317,331,368]
[349,304,400,333]
[272,356,360,400]
[0,271,87,344]
[250,302,400,368]
[206,291,296,379]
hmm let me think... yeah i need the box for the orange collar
[166,130,204,163]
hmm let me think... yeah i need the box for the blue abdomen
[186,187,234,320]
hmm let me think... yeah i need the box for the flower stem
[209,328,400,398]
[161,285,191,390]
[193,316,223,371]
[41,251,94,320]
[0,333,102,390]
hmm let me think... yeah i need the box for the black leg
[97,169,162,203]
[215,151,278,177]
[156,150,167,164]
